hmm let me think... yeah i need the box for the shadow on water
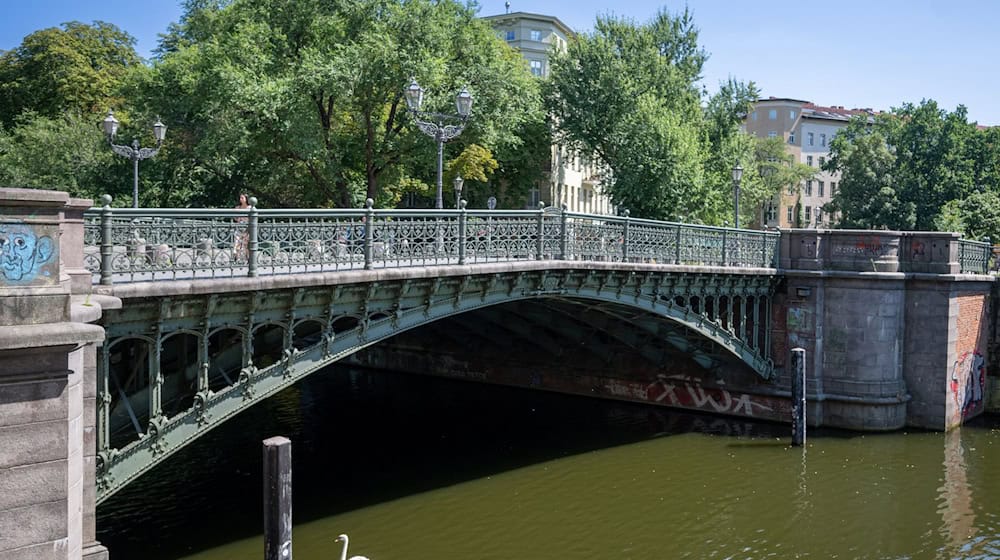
[95,364,895,558]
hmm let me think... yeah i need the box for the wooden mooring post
[790,348,806,446]
[263,436,293,560]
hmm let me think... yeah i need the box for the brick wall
[948,293,988,426]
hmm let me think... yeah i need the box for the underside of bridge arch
[95,268,778,502]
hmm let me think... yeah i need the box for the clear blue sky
[2,0,998,125]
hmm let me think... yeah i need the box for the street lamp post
[732,163,744,229]
[403,79,472,209]
[453,175,464,209]
[102,110,166,208]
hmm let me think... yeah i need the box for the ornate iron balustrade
[958,238,991,274]
[84,199,781,284]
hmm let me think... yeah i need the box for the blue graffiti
[0,223,53,283]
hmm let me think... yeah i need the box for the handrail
[958,238,991,275]
[83,197,781,285]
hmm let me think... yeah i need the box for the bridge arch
[96,267,777,501]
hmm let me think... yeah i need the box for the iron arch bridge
[95,264,778,502]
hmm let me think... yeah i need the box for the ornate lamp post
[453,175,464,209]
[732,163,744,229]
[102,110,166,208]
[403,79,473,209]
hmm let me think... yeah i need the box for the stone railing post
[247,197,259,277]
[535,201,545,260]
[63,197,94,294]
[458,200,468,265]
[364,198,375,270]
[100,195,114,285]
[621,209,631,262]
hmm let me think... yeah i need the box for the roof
[482,11,575,37]
[755,97,811,105]
[802,103,876,122]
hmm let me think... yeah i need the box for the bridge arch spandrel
[95,267,778,502]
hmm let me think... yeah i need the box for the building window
[788,131,795,144]
[831,182,837,197]
[505,30,515,41]
[805,206,812,222]
[818,181,825,196]
[806,155,813,166]
[787,207,793,223]
[790,110,796,120]
[788,184,796,195]
[819,156,825,167]
[751,111,758,121]
[816,209,824,223]
[530,29,542,41]
[529,60,543,76]
[805,180,812,196]
[820,133,827,147]
[768,131,777,138]
[808,132,814,146]
[529,188,540,207]
[767,205,777,222]
[768,109,777,120]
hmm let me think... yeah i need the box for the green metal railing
[84,197,781,284]
[958,238,991,274]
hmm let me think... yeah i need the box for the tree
[0,111,124,201]
[139,0,542,208]
[546,9,709,220]
[0,21,141,126]
[825,100,978,231]
[751,136,815,224]
[825,117,913,229]
[546,10,761,224]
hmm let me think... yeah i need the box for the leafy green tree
[957,190,1000,242]
[826,101,979,231]
[889,101,977,230]
[751,136,815,224]
[826,117,914,229]
[0,111,126,201]
[546,9,709,220]
[445,144,498,209]
[0,21,141,126]
[546,10,763,224]
[139,0,542,208]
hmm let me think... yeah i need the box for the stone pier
[778,229,993,431]
[0,189,115,560]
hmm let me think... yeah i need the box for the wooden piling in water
[790,348,806,446]
[263,436,293,560]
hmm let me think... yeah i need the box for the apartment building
[745,97,872,229]
[483,11,614,214]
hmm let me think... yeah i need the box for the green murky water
[98,367,1000,559]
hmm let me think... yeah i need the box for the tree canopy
[826,100,998,238]
[136,0,544,208]
[545,9,765,224]
[0,21,140,126]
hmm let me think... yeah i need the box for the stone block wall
[777,228,993,431]
[0,188,109,560]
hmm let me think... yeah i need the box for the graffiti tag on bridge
[0,223,55,286]
[604,374,775,417]
[832,235,890,257]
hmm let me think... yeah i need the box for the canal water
[97,365,1000,560]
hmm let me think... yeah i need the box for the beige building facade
[484,11,614,214]
[745,97,871,229]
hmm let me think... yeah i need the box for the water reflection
[938,429,976,552]
[96,366,1000,560]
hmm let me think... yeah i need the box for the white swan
[335,534,371,560]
